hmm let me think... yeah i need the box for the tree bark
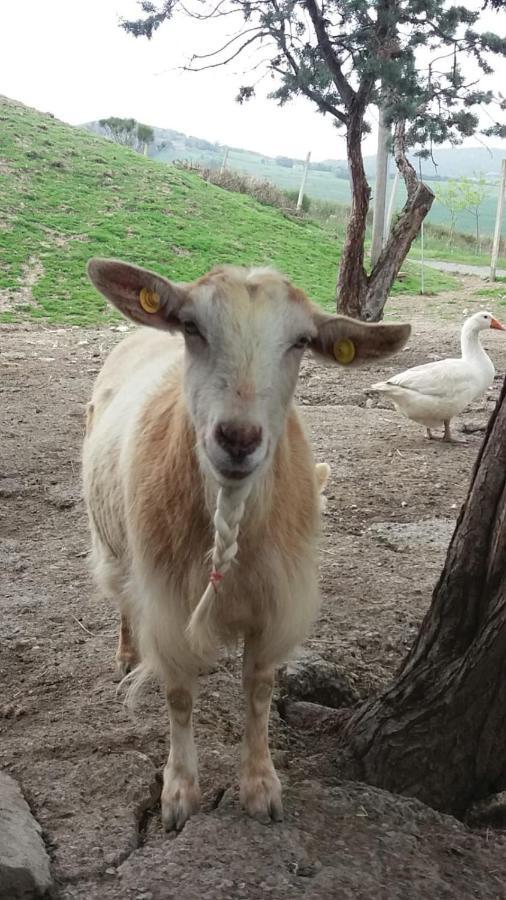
[336,105,370,319]
[362,121,434,320]
[340,376,506,816]
[337,120,434,321]
[364,181,434,320]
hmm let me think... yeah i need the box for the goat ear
[310,311,411,366]
[87,258,187,329]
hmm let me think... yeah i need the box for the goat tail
[315,462,330,493]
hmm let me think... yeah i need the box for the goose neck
[461,322,485,362]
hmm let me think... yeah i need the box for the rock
[369,517,455,552]
[46,486,78,510]
[462,422,486,435]
[278,700,351,732]
[30,751,160,882]
[277,649,359,709]
[106,780,505,900]
[0,770,52,898]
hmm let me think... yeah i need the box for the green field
[0,97,457,326]
[156,144,505,240]
[214,152,504,238]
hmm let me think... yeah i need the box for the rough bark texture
[341,376,506,816]
[336,106,370,319]
[364,180,434,321]
[338,119,434,322]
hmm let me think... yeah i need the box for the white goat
[83,259,410,830]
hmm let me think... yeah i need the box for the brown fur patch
[167,688,193,725]
[287,284,312,307]
[129,378,211,578]
[265,409,319,554]
[116,613,139,671]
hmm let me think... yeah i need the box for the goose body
[371,311,504,441]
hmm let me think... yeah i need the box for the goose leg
[443,419,467,444]
[426,427,444,441]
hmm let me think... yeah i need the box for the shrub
[283,189,311,212]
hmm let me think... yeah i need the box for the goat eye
[292,336,310,350]
[182,321,202,338]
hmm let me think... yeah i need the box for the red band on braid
[209,569,224,589]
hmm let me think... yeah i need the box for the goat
[83,259,410,830]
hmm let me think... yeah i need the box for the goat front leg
[162,675,201,831]
[240,640,282,822]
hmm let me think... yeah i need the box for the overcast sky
[1,0,505,160]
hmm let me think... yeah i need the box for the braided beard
[186,482,252,661]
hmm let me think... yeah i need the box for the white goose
[371,311,504,442]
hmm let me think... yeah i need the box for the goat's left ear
[310,311,411,366]
[87,258,187,330]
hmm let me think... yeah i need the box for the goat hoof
[162,772,201,832]
[240,767,283,823]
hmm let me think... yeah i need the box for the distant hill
[360,146,505,180]
[81,120,505,235]
[84,119,505,180]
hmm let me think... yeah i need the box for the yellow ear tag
[139,287,161,314]
[333,338,356,365]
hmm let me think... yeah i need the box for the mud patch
[0,256,44,312]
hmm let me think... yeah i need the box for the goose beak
[490,317,505,331]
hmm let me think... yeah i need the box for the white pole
[384,168,400,241]
[220,147,229,175]
[420,220,425,295]
[297,151,311,210]
[490,159,506,281]
[371,107,390,266]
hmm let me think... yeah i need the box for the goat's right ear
[86,258,187,329]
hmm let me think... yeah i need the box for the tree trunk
[337,119,434,322]
[340,376,506,816]
[337,105,370,319]
[364,181,434,320]
[361,120,434,320]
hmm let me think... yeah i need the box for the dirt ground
[2,280,506,898]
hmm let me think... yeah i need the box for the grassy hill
[84,118,506,237]
[0,96,455,326]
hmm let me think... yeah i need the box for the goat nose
[215,421,263,461]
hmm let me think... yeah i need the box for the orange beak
[491,317,505,331]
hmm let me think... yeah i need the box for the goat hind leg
[162,673,200,831]
[240,639,282,822]
[116,612,139,676]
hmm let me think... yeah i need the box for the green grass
[0,97,455,326]
[408,236,506,270]
[157,142,506,241]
